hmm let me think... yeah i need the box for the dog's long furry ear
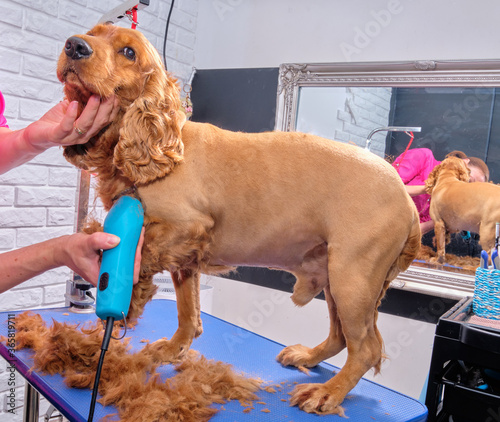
[456,162,471,183]
[114,67,185,185]
[425,163,441,195]
[425,158,471,194]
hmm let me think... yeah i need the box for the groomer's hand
[0,95,120,175]
[60,228,145,286]
[24,95,119,151]
[133,227,145,284]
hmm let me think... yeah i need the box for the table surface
[0,299,427,421]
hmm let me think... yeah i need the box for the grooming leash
[111,185,139,203]
[392,131,415,173]
[125,6,139,29]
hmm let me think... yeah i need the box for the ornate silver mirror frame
[274,60,500,300]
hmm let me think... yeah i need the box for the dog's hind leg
[277,283,345,368]
[479,221,496,252]
[433,220,447,264]
[288,261,385,415]
[144,269,202,363]
[289,218,420,415]
[278,243,345,366]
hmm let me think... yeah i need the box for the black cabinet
[426,297,500,421]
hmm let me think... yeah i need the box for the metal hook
[110,312,128,341]
[365,126,422,151]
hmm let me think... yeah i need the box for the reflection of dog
[425,156,499,263]
[58,24,421,415]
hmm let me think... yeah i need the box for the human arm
[404,184,427,197]
[0,95,119,175]
[0,228,144,294]
[420,219,434,235]
[394,149,438,195]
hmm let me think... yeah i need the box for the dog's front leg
[145,269,202,363]
[171,268,203,339]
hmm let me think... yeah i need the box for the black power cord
[163,0,175,70]
[87,316,115,422]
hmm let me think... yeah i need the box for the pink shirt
[0,91,8,128]
[393,148,440,223]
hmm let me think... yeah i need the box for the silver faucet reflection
[365,126,422,151]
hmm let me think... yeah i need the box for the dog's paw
[429,256,445,265]
[143,338,189,364]
[277,344,316,368]
[290,383,346,416]
[194,317,203,338]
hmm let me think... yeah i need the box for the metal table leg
[44,404,63,422]
[23,382,39,422]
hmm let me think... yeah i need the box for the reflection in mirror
[296,87,394,156]
[276,61,500,297]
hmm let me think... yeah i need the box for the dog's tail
[386,208,421,283]
[373,207,421,374]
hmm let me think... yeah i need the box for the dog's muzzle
[64,36,93,60]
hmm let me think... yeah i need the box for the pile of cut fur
[11,311,265,421]
[415,244,480,274]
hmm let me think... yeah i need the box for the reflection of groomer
[393,148,489,234]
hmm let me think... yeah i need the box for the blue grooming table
[0,299,427,421]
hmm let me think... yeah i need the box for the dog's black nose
[64,36,93,60]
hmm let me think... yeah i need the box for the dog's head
[57,24,184,184]
[425,156,471,194]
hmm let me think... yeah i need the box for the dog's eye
[122,47,136,61]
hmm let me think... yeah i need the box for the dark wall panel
[191,68,279,133]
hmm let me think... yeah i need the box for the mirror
[275,61,500,299]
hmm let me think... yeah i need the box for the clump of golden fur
[10,312,263,421]
[415,244,479,274]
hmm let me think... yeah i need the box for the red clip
[393,132,415,170]
[125,6,139,30]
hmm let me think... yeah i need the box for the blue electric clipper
[88,195,144,422]
[96,195,144,320]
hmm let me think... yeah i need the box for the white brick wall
[297,87,392,157]
[335,87,392,157]
[0,1,198,419]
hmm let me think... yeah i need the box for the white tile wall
[0,1,198,419]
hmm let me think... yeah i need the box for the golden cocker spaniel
[426,156,499,263]
[57,24,420,416]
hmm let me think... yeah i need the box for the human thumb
[99,233,121,249]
